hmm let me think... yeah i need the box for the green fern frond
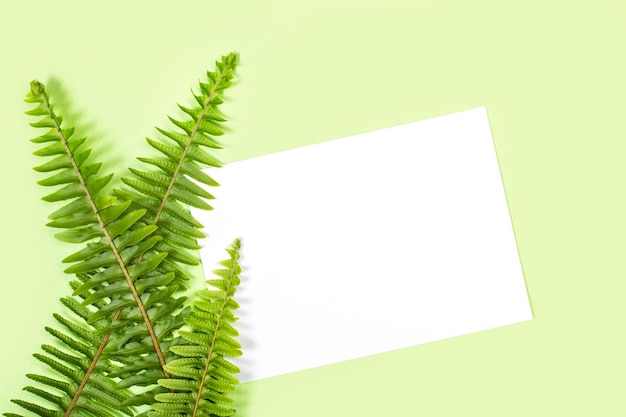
[150,239,242,417]
[24,81,186,396]
[116,53,238,288]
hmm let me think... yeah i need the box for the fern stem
[39,87,170,377]
[192,241,240,417]
[64,308,122,417]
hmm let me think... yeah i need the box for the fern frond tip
[29,79,44,96]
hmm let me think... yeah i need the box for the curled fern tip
[29,79,44,96]
[224,52,237,66]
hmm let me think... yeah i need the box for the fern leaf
[150,239,242,417]
[116,53,238,289]
[23,80,188,403]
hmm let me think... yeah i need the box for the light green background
[1,1,625,415]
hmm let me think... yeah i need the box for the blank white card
[195,107,532,382]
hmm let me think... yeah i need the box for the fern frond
[117,53,238,288]
[24,81,186,395]
[150,239,243,417]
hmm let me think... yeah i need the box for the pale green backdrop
[1,0,625,415]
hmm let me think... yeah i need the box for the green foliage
[115,52,237,287]
[5,53,243,417]
[7,289,135,417]
[151,239,242,417]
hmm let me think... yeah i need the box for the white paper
[195,107,532,382]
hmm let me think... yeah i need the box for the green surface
[1,0,625,415]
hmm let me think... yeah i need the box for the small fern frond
[116,52,238,288]
[24,81,185,392]
[150,239,243,417]
[5,288,135,417]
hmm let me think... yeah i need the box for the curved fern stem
[64,308,121,417]
[31,81,170,376]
